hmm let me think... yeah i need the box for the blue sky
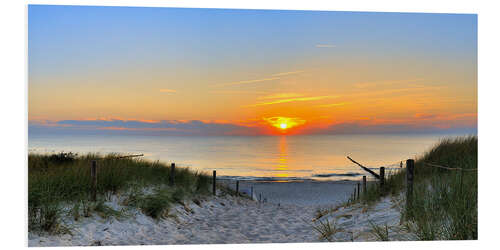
[28,5,477,136]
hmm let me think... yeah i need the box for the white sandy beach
[28,181,413,246]
[229,180,363,206]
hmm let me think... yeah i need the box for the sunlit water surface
[28,133,466,181]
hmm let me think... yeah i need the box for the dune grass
[312,218,343,242]
[354,135,477,240]
[368,220,390,241]
[28,153,212,234]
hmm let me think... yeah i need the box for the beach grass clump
[28,153,212,233]
[314,207,330,221]
[28,202,63,233]
[312,218,343,242]
[125,187,192,219]
[369,220,390,241]
[133,190,173,219]
[357,135,477,240]
[91,200,126,220]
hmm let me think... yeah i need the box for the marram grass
[355,135,477,240]
[28,153,212,234]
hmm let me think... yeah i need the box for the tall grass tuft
[358,135,477,240]
[312,218,343,242]
[28,153,212,233]
[369,220,390,241]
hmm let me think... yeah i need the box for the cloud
[208,90,268,95]
[244,95,339,107]
[257,93,304,100]
[299,112,477,135]
[271,70,305,77]
[354,79,424,89]
[345,85,445,99]
[315,44,336,48]
[28,112,477,137]
[213,70,304,88]
[29,119,262,136]
[414,113,438,119]
[159,89,177,93]
[263,116,306,129]
[213,77,280,87]
[304,121,477,135]
[316,102,349,108]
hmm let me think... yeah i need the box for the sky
[28,5,477,136]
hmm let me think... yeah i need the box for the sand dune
[28,181,412,246]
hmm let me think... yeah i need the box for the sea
[28,133,469,181]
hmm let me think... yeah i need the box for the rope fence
[424,162,478,171]
[347,157,477,209]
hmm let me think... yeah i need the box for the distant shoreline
[219,179,367,206]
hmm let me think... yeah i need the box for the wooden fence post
[91,160,97,202]
[236,180,239,196]
[406,159,415,209]
[251,186,254,200]
[212,170,216,195]
[357,182,360,199]
[362,176,367,193]
[380,167,385,188]
[169,163,175,186]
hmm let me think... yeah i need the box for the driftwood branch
[346,156,380,179]
[93,154,144,162]
[112,154,144,159]
[116,154,144,159]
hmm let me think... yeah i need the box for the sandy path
[172,196,318,244]
[28,181,412,246]
[29,195,319,246]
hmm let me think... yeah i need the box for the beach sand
[314,195,417,241]
[28,181,412,246]
[226,180,362,206]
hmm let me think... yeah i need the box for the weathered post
[357,182,360,199]
[380,167,385,188]
[406,159,415,210]
[91,160,97,202]
[251,186,254,200]
[169,163,175,186]
[362,176,367,193]
[212,170,216,195]
[236,180,240,196]
[400,161,403,168]
[259,193,262,202]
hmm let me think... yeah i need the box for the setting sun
[264,116,306,132]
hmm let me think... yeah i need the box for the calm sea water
[28,133,464,181]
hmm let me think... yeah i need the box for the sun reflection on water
[275,136,289,180]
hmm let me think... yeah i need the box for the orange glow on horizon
[264,116,306,134]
